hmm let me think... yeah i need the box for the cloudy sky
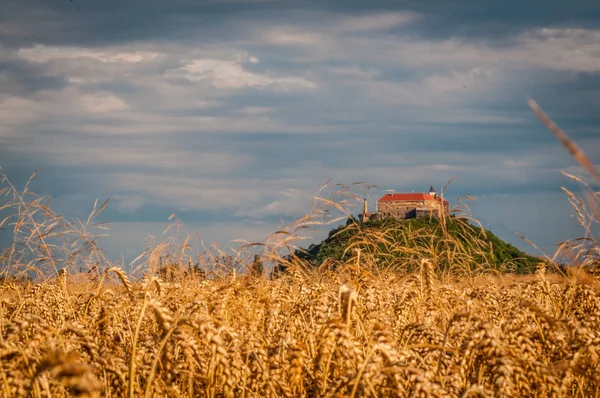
[1,0,600,262]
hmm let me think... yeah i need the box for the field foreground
[1,266,599,398]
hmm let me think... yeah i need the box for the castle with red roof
[360,185,449,222]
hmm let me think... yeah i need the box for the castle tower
[428,185,436,198]
[361,198,369,222]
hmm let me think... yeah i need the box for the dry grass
[0,100,599,397]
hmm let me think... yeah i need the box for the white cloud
[108,173,268,211]
[255,22,600,74]
[18,45,160,63]
[329,66,379,79]
[169,58,315,90]
[16,21,595,143]
[114,196,145,214]
[261,11,417,47]
[8,140,255,173]
[503,159,533,168]
[333,12,419,32]
[193,100,222,109]
[0,96,39,127]
[238,188,315,218]
[237,106,273,115]
[81,92,129,113]
[517,28,600,72]
[67,147,580,224]
[424,67,495,94]
[260,27,326,47]
[350,76,497,108]
[429,164,468,171]
[0,86,333,138]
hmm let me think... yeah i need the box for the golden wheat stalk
[528,99,600,184]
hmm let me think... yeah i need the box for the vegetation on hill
[294,216,541,274]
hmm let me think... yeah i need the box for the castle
[360,185,449,222]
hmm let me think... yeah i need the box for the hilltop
[293,216,541,274]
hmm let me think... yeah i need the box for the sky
[1,0,600,263]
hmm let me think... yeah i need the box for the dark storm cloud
[0,57,69,96]
[1,0,265,47]
[321,0,600,42]
[3,0,599,49]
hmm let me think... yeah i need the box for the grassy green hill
[293,216,541,274]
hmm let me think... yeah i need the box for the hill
[293,216,541,274]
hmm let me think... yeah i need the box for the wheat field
[0,101,599,397]
[1,263,599,397]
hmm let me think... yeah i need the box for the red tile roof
[378,193,449,205]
